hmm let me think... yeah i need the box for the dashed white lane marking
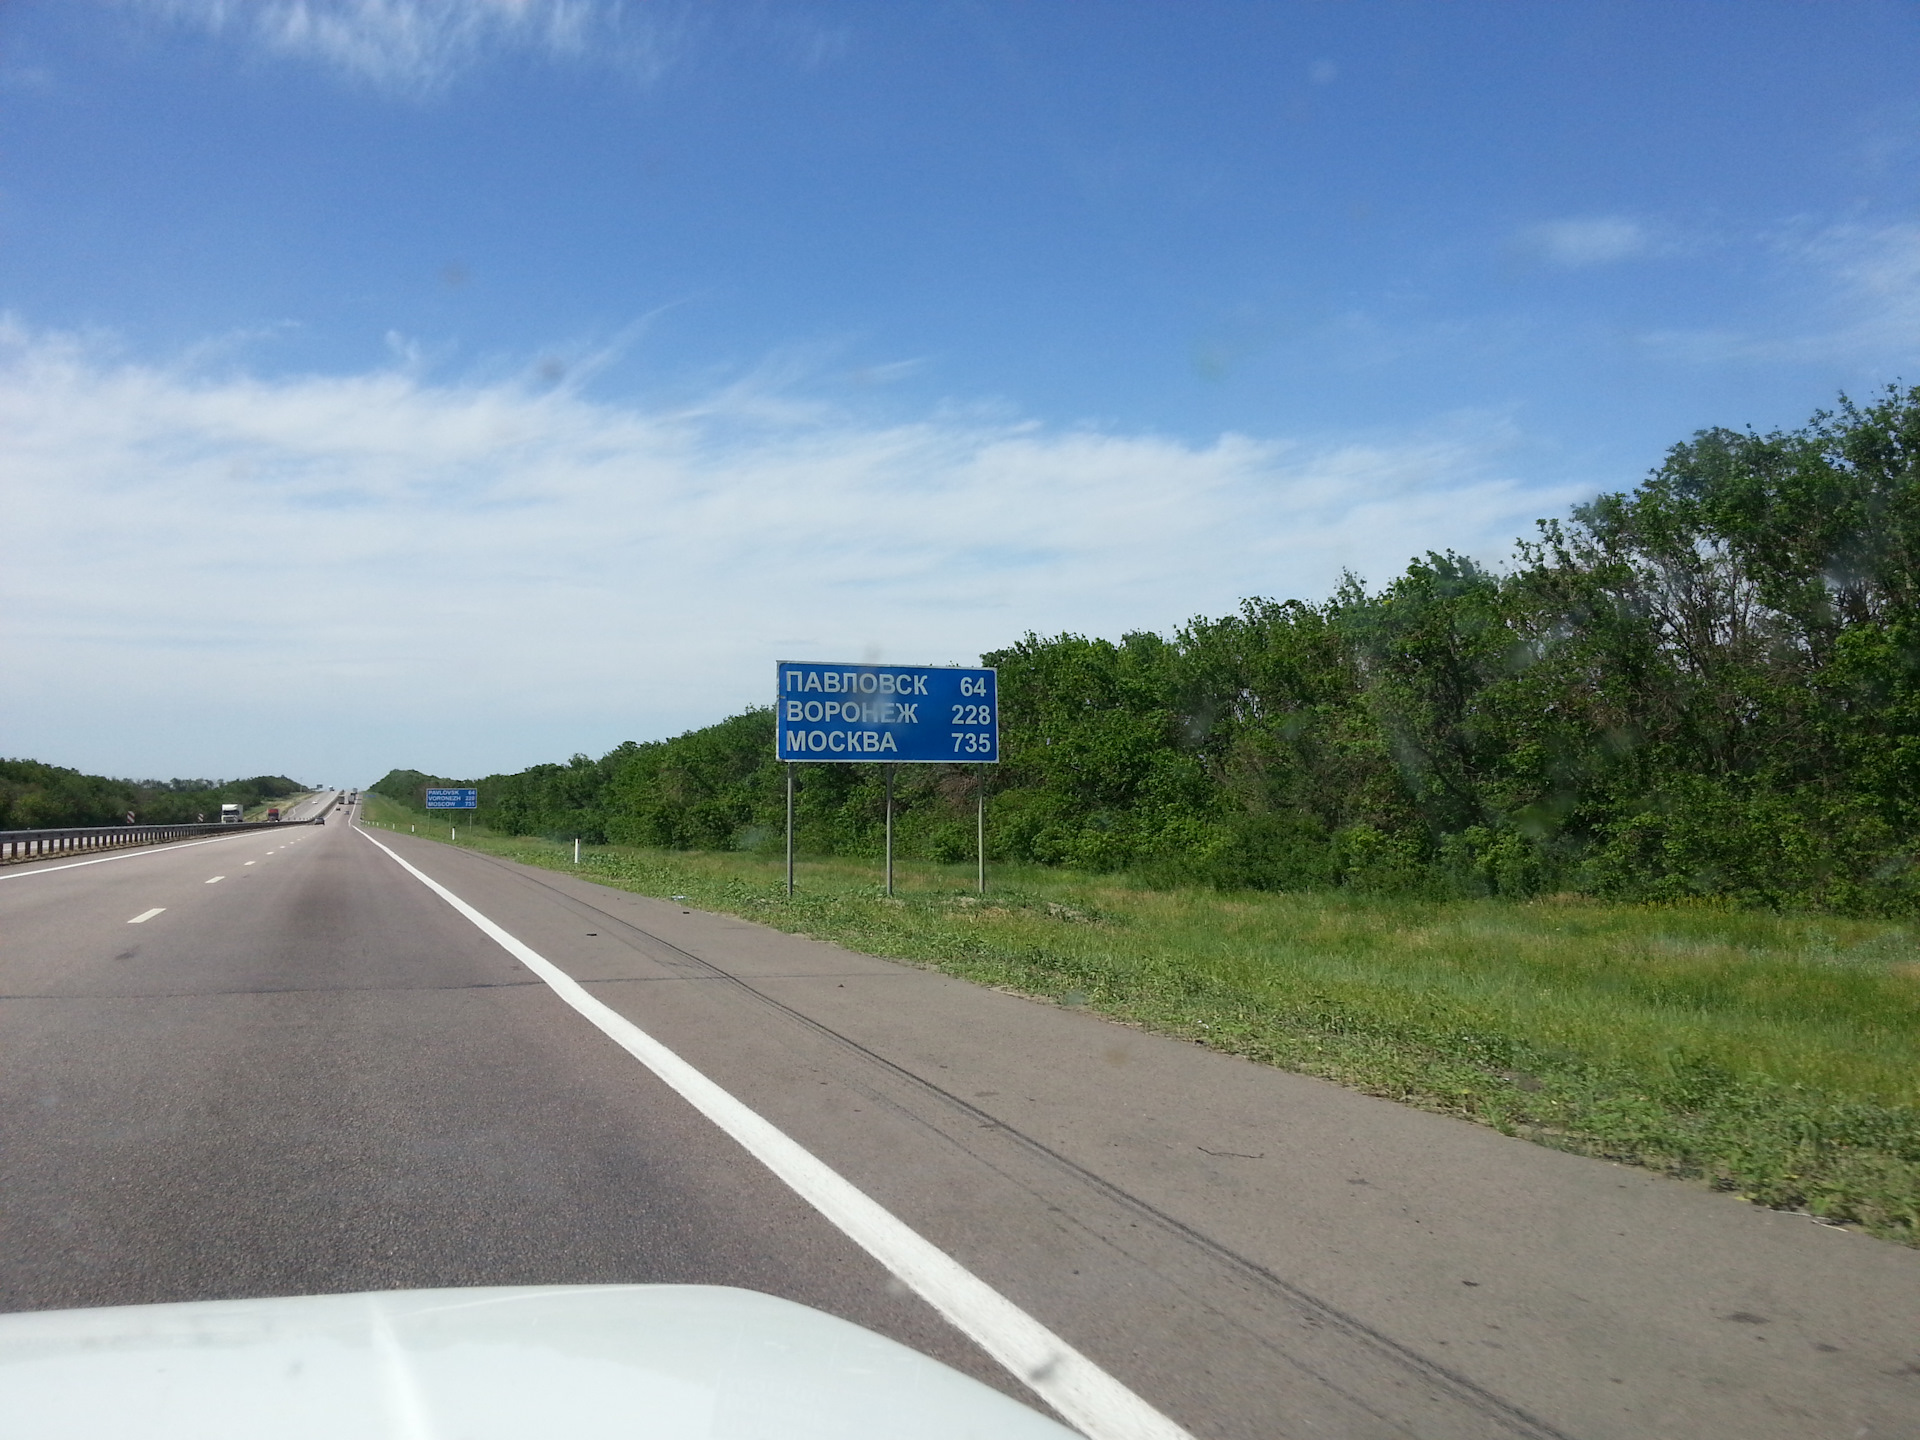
[127,908,166,924]
[358,828,1191,1440]
[244,861,256,866]
[0,831,259,883]
[206,876,225,884]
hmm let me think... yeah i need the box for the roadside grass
[360,794,461,836]
[368,803,1920,1245]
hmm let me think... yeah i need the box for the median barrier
[0,816,318,866]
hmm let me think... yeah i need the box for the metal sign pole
[774,662,997,897]
[977,762,986,894]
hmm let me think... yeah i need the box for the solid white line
[356,828,1191,1440]
[127,908,166,924]
[0,831,256,883]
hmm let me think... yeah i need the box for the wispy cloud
[1516,216,1654,269]
[0,321,1576,779]
[1641,222,1920,371]
[1813,222,1920,317]
[131,0,679,93]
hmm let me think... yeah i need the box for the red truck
[267,808,281,823]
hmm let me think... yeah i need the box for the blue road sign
[777,662,998,764]
[425,788,479,809]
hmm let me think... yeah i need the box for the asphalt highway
[277,790,337,822]
[2,807,1917,1438]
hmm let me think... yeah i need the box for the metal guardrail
[0,815,320,866]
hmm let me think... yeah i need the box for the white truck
[220,804,243,824]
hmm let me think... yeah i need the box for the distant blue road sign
[425,788,478,809]
[777,662,998,764]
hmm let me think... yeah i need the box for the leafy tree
[373,384,1920,914]
[1,761,301,829]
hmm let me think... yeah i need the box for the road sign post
[978,763,987,895]
[776,662,998,895]
[884,765,895,897]
[425,789,477,840]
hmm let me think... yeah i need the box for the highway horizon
[3,804,1917,1438]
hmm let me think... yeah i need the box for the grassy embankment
[244,791,314,822]
[358,793,1920,1244]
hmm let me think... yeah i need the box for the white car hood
[0,1284,1076,1439]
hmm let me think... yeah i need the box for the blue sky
[4,1,1920,787]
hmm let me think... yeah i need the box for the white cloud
[131,0,676,93]
[1640,222,1920,371]
[1811,222,1920,320]
[1518,216,1653,268]
[0,321,1578,782]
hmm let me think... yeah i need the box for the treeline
[0,760,304,829]
[376,385,1920,913]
